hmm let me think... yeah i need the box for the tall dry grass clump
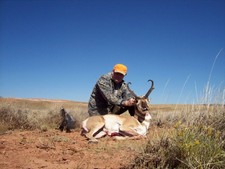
[128,50,225,168]
[128,104,225,169]
[0,98,89,133]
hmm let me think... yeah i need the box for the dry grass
[0,98,88,132]
[128,104,225,169]
[0,98,225,168]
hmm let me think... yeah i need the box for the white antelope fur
[81,113,152,142]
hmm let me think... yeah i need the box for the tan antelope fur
[81,80,154,142]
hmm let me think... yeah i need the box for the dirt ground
[0,128,154,169]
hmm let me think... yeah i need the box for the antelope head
[127,80,154,122]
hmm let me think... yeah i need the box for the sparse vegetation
[128,104,225,169]
[0,98,88,132]
[0,97,224,168]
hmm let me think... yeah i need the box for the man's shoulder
[99,72,112,81]
[96,72,112,86]
[102,72,112,78]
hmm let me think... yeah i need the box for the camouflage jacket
[88,72,133,116]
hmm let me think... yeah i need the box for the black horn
[127,82,139,98]
[144,80,154,99]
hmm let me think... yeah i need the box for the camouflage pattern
[88,72,133,116]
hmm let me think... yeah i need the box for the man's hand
[123,98,136,106]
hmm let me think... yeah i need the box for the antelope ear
[136,99,140,104]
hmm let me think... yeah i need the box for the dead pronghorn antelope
[81,80,154,143]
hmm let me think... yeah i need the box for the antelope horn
[144,80,154,99]
[127,82,139,99]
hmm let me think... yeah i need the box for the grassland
[0,97,224,168]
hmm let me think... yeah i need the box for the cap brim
[114,70,126,75]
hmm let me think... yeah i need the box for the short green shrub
[173,123,225,168]
[129,121,225,169]
[128,135,183,169]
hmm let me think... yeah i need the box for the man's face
[112,72,125,83]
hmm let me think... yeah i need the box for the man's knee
[111,105,122,114]
[88,109,108,116]
[111,105,131,115]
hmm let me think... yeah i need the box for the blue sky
[0,0,225,104]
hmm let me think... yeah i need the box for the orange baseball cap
[113,64,127,75]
